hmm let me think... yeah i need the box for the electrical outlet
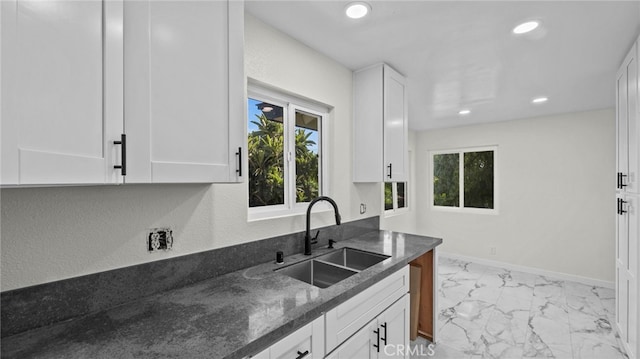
[360,203,367,214]
[490,247,496,255]
[148,228,173,252]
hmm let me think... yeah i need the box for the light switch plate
[148,227,173,252]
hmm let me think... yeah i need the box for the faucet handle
[311,230,320,244]
[328,239,336,249]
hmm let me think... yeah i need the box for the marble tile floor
[409,257,627,359]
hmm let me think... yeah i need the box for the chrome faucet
[305,196,341,255]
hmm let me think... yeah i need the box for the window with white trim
[247,85,328,219]
[432,147,497,212]
[385,182,407,213]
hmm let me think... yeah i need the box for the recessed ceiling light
[345,2,370,19]
[532,97,548,104]
[459,109,471,115]
[513,21,539,34]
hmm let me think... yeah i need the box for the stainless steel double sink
[275,248,390,288]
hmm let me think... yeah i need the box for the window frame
[384,181,409,216]
[430,146,499,215]
[247,83,330,221]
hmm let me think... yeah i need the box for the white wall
[0,14,379,291]
[411,109,616,282]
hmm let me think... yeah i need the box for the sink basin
[316,248,390,271]
[276,259,358,288]
[275,248,390,288]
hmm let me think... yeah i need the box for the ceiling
[245,1,640,131]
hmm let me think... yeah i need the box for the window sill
[384,207,410,218]
[431,205,499,215]
[248,202,334,222]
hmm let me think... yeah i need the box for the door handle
[114,134,127,176]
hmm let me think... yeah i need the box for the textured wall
[0,13,380,291]
[412,109,616,282]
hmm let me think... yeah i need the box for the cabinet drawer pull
[380,322,387,345]
[373,328,380,352]
[114,134,127,176]
[295,350,309,359]
[236,147,242,177]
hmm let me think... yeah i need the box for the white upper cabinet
[1,0,244,186]
[617,40,639,194]
[353,64,408,183]
[124,0,244,183]
[1,0,124,185]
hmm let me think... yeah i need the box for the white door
[383,65,408,183]
[628,195,639,358]
[327,321,379,359]
[629,41,639,194]
[617,43,636,192]
[1,0,124,185]
[379,295,410,359]
[124,0,244,183]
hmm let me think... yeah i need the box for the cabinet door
[1,0,124,185]
[125,0,244,183]
[627,195,639,357]
[326,321,378,359]
[616,194,639,357]
[379,295,410,359]
[617,43,637,192]
[383,65,408,182]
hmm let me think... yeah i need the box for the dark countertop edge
[226,231,443,359]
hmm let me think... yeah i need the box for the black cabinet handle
[295,350,309,359]
[114,134,127,176]
[621,199,628,214]
[618,198,621,215]
[618,172,622,189]
[618,172,629,189]
[373,328,380,352]
[387,163,392,179]
[380,322,387,345]
[236,147,242,177]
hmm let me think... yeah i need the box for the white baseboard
[438,251,614,289]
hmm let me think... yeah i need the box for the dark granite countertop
[1,230,441,359]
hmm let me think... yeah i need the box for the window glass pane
[464,151,494,209]
[248,98,285,207]
[384,182,393,210]
[433,153,459,207]
[295,110,320,203]
[397,182,406,209]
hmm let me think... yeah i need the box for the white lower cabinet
[251,316,324,359]
[327,294,409,359]
[250,266,410,359]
